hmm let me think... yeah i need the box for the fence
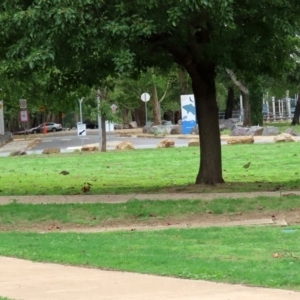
[263,96,298,121]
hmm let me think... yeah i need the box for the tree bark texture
[291,98,300,125]
[249,84,263,126]
[178,67,188,94]
[186,63,224,184]
[224,86,234,119]
[152,85,161,125]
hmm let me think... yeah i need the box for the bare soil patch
[1,209,299,233]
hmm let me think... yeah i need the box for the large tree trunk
[224,86,234,119]
[291,98,300,125]
[187,63,224,184]
[178,67,188,94]
[152,85,161,125]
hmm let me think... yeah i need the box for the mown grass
[1,142,300,195]
[0,226,299,289]
[0,196,299,227]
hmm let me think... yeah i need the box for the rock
[150,125,173,134]
[284,128,300,136]
[219,118,240,130]
[177,119,182,125]
[115,141,134,150]
[10,150,27,156]
[81,146,98,151]
[219,124,226,131]
[143,125,153,134]
[247,126,264,136]
[114,124,123,130]
[42,147,61,154]
[188,139,200,147]
[230,127,249,136]
[274,133,297,143]
[191,124,199,135]
[157,139,175,148]
[262,126,280,136]
[227,136,254,145]
[170,125,182,134]
[161,120,172,125]
[129,121,137,129]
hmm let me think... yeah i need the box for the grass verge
[0,226,299,290]
[1,143,300,195]
[0,196,299,228]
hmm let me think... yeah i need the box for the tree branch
[225,68,249,94]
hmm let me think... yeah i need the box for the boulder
[177,119,182,125]
[227,136,254,145]
[115,141,135,150]
[129,121,137,129]
[247,126,264,136]
[170,125,182,134]
[114,124,123,130]
[274,133,297,143]
[284,128,300,136]
[42,147,60,154]
[150,125,173,134]
[81,146,98,151]
[230,127,249,136]
[142,125,152,134]
[219,118,241,130]
[262,126,280,136]
[188,139,200,147]
[219,124,226,131]
[161,120,172,125]
[191,124,199,135]
[157,139,175,148]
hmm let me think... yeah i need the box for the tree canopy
[1,0,300,184]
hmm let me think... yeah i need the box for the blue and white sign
[180,94,196,134]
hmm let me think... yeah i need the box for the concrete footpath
[1,257,299,300]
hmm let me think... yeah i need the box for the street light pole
[78,98,84,124]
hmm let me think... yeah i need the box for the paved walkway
[1,257,299,300]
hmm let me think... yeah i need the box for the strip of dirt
[1,210,299,233]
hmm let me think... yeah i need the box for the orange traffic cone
[43,123,47,135]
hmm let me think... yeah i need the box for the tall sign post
[141,92,150,125]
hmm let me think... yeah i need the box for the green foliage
[1,142,300,195]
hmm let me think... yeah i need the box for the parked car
[27,126,40,134]
[29,122,63,133]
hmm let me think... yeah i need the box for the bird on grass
[243,162,251,169]
[60,170,70,175]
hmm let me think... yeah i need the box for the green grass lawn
[0,226,299,290]
[0,196,299,228]
[1,142,300,195]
